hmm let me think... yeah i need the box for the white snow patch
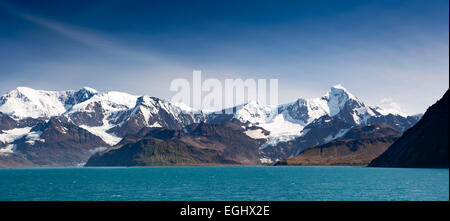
[322,128,350,143]
[259,158,273,164]
[244,128,268,139]
[88,147,108,154]
[149,122,162,128]
[234,100,273,124]
[305,98,330,120]
[0,144,16,155]
[68,91,138,114]
[259,114,303,139]
[0,127,32,144]
[25,131,45,145]
[259,124,311,149]
[79,120,122,146]
[60,126,68,134]
[139,106,151,126]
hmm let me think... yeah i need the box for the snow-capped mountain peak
[325,84,356,99]
[64,87,99,108]
[0,87,69,119]
[278,97,329,125]
[321,84,363,116]
[64,90,138,116]
[80,87,97,93]
[234,100,273,124]
[131,96,160,123]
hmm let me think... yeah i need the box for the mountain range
[0,85,421,167]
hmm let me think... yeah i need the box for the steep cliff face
[369,90,449,168]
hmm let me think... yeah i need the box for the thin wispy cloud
[0,0,448,114]
[17,14,169,64]
[0,2,179,66]
[379,97,406,116]
[0,2,192,98]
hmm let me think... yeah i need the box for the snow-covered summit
[233,85,366,126]
[64,87,99,108]
[0,87,70,119]
[323,84,357,100]
[234,100,274,124]
[321,84,362,116]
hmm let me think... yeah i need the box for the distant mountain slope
[85,130,234,166]
[85,121,266,166]
[275,123,401,166]
[369,90,449,168]
[0,116,109,167]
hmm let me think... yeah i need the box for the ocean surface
[0,166,448,201]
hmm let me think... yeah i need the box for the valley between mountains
[0,85,434,168]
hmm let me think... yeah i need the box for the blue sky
[0,0,448,114]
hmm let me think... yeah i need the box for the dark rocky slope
[0,112,17,131]
[4,117,109,167]
[369,90,449,168]
[85,121,266,166]
[275,124,401,166]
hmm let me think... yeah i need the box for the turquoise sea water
[0,166,448,201]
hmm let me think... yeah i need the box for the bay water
[0,166,448,201]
